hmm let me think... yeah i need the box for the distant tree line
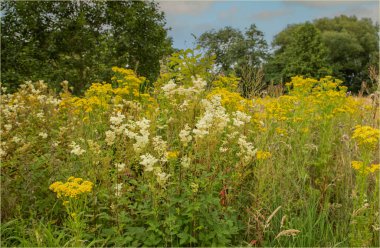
[197,15,379,93]
[1,0,378,94]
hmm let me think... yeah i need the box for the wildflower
[256,151,272,160]
[153,136,167,157]
[181,156,191,168]
[105,130,116,146]
[167,151,179,159]
[4,124,12,131]
[352,125,380,148]
[351,161,363,171]
[368,164,380,173]
[114,183,123,197]
[69,141,85,156]
[39,132,48,139]
[162,80,177,97]
[115,163,126,172]
[193,96,229,139]
[110,112,125,126]
[36,112,44,119]
[140,153,158,172]
[179,124,192,147]
[12,136,22,144]
[49,177,93,198]
[238,135,257,164]
[232,111,251,127]
[351,161,380,175]
[190,182,199,193]
[156,171,171,186]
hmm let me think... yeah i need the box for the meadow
[1,50,379,247]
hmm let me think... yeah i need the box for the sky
[158,0,379,49]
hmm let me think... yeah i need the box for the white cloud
[158,1,215,16]
[252,9,293,20]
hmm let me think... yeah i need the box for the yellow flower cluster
[167,151,179,159]
[59,67,157,114]
[256,151,272,160]
[49,177,93,199]
[352,125,380,148]
[212,75,240,92]
[351,161,380,175]
[207,88,252,112]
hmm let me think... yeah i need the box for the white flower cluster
[232,111,251,127]
[0,142,7,158]
[161,76,207,98]
[124,118,151,153]
[140,153,170,186]
[237,135,257,164]
[105,112,126,146]
[140,153,158,172]
[179,124,193,147]
[193,96,229,139]
[153,136,168,161]
[38,132,48,139]
[181,155,191,168]
[105,112,151,153]
[69,141,86,156]
[115,163,126,172]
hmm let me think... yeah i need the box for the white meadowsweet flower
[69,141,86,156]
[36,112,45,119]
[181,155,191,168]
[192,76,207,91]
[115,183,123,197]
[110,112,125,126]
[156,171,171,185]
[162,80,177,97]
[232,111,251,127]
[105,130,116,146]
[115,163,126,172]
[193,96,229,139]
[140,153,158,172]
[153,136,167,156]
[12,136,22,144]
[39,132,48,139]
[179,124,193,147]
[4,124,12,131]
[237,135,257,164]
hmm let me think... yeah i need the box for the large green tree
[197,24,269,75]
[314,15,379,91]
[266,23,331,83]
[1,0,172,94]
[267,16,379,91]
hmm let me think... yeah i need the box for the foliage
[267,16,379,92]
[1,0,172,94]
[266,23,331,83]
[1,50,379,247]
[197,25,268,75]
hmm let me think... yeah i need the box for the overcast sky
[158,0,379,49]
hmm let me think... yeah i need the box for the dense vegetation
[1,50,379,246]
[1,0,172,93]
[1,1,378,94]
[1,1,380,247]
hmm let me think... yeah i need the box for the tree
[266,23,331,83]
[314,15,379,91]
[1,0,172,94]
[267,16,379,91]
[197,24,269,75]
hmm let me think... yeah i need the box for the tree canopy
[197,24,269,75]
[266,16,379,91]
[1,0,173,94]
